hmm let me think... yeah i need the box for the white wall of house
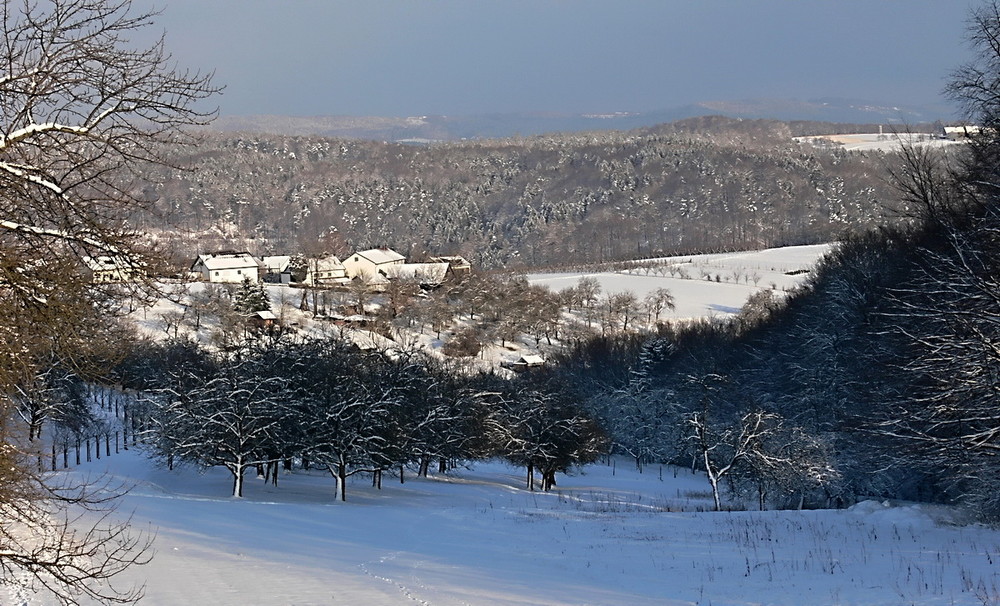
[205,265,258,283]
[343,248,405,280]
[191,253,261,283]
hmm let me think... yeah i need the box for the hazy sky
[146,1,978,118]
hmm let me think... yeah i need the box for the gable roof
[385,262,450,285]
[261,255,291,273]
[194,252,259,271]
[429,255,471,270]
[309,255,346,273]
[354,248,405,265]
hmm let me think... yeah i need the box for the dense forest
[141,117,931,269]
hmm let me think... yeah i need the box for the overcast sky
[146,1,978,118]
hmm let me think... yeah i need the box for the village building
[190,251,261,283]
[303,255,350,286]
[944,124,983,140]
[248,309,279,331]
[343,248,406,280]
[385,262,451,288]
[429,255,472,277]
[82,255,138,283]
[506,354,545,372]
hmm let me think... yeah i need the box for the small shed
[508,354,545,372]
[249,309,278,330]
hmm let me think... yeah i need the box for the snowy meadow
[51,450,1000,606]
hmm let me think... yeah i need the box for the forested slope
[143,117,921,269]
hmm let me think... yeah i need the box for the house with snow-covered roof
[385,262,451,288]
[83,255,139,283]
[304,255,349,286]
[343,248,406,280]
[190,251,261,283]
[429,255,472,276]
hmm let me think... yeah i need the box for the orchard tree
[152,344,292,498]
[485,374,607,491]
[0,0,217,601]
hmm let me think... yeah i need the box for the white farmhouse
[304,255,349,286]
[343,248,406,280]
[190,251,261,283]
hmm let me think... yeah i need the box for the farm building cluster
[188,248,471,288]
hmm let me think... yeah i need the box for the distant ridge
[210,97,956,141]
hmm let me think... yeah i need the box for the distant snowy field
[51,451,1000,606]
[794,132,963,153]
[529,244,832,321]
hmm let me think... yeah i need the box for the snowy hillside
[49,450,1000,606]
[529,244,832,321]
[130,245,833,371]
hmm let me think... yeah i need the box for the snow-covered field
[529,244,832,321]
[794,132,963,153]
[49,450,1000,606]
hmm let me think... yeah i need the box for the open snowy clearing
[528,244,832,321]
[794,133,963,153]
[36,451,1000,606]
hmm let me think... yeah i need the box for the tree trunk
[336,461,347,502]
[231,464,244,498]
[527,463,534,491]
[708,475,722,512]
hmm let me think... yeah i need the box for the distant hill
[145,115,921,270]
[210,97,955,142]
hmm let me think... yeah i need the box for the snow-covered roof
[354,248,405,265]
[194,252,259,271]
[254,310,278,320]
[517,354,545,366]
[385,262,449,284]
[430,255,471,269]
[261,255,291,273]
[309,255,346,274]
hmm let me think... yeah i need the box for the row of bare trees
[113,337,607,501]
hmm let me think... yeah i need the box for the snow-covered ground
[46,450,1000,606]
[794,132,963,153]
[529,244,832,321]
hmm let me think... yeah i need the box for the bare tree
[687,408,776,512]
[0,0,217,602]
[643,287,675,326]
